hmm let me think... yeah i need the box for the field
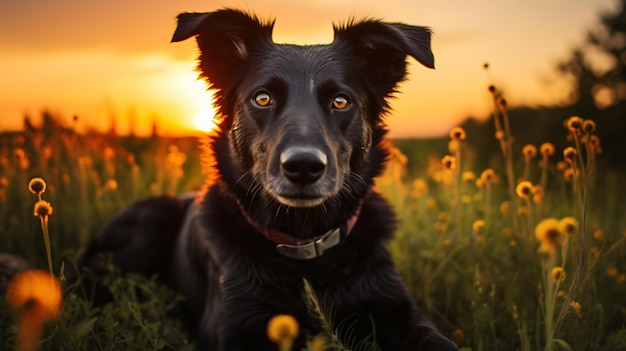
[1,97,625,350]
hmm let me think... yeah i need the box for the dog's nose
[280,147,327,185]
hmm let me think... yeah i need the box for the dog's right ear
[171,9,274,90]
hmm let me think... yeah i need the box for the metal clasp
[275,228,341,260]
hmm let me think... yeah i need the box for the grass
[1,89,626,350]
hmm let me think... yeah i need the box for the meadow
[0,88,625,350]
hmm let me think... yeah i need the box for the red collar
[237,201,361,260]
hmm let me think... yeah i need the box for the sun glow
[193,107,218,133]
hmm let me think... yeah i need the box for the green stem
[41,216,54,275]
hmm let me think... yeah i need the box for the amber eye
[254,92,272,107]
[332,95,350,110]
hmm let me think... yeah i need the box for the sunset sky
[0,0,616,137]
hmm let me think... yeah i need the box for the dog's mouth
[272,191,328,208]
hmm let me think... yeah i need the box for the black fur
[80,9,456,351]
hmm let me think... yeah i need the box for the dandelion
[472,220,485,234]
[6,270,62,351]
[267,314,299,351]
[103,179,118,191]
[563,147,578,164]
[495,130,505,140]
[588,135,602,154]
[33,200,53,219]
[449,127,466,141]
[441,155,456,170]
[559,217,578,237]
[540,142,555,157]
[448,140,459,153]
[563,168,578,182]
[28,178,46,196]
[462,171,476,183]
[535,218,565,254]
[566,116,583,133]
[516,181,533,199]
[480,169,497,184]
[582,119,596,134]
[551,267,566,283]
[557,290,567,298]
[522,144,537,159]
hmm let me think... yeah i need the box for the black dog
[80,8,457,351]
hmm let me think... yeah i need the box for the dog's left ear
[333,20,434,97]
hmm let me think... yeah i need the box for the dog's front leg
[403,311,459,351]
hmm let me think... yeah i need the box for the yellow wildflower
[566,116,583,132]
[563,147,578,163]
[28,177,46,195]
[480,169,498,184]
[522,144,537,159]
[462,171,476,183]
[472,220,485,234]
[551,267,566,283]
[449,127,466,141]
[535,218,565,254]
[582,119,596,134]
[267,314,299,351]
[559,217,578,237]
[33,200,53,219]
[570,301,581,315]
[540,142,555,157]
[516,181,533,199]
[6,270,63,351]
[563,168,578,182]
[495,130,505,140]
[441,155,456,171]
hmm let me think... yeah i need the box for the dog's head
[172,9,433,215]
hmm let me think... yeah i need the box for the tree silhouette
[559,0,626,115]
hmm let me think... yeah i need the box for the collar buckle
[275,227,341,260]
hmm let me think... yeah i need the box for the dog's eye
[332,95,350,110]
[253,92,272,107]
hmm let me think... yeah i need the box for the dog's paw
[415,335,458,351]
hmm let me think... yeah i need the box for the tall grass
[1,97,625,350]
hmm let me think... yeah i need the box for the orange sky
[0,0,616,138]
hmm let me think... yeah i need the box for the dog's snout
[280,147,327,185]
